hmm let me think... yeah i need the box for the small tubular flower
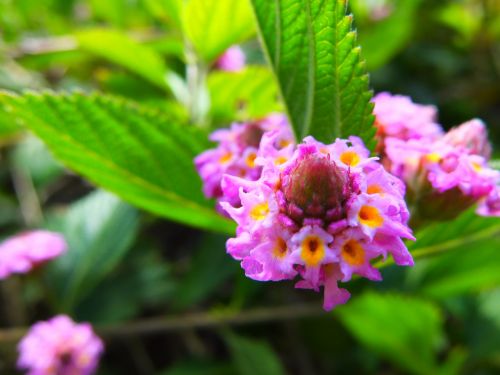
[221,136,414,311]
[0,230,67,280]
[17,315,104,375]
[194,114,293,210]
[215,45,246,71]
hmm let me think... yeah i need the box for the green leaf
[250,0,375,146]
[12,135,64,188]
[143,0,182,28]
[353,0,423,70]
[173,233,237,310]
[182,0,256,62]
[0,108,21,145]
[75,245,175,323]
[207,66,282,125]
[160,360,234,375]
[337,292,444,375]
[406,209,500,299]
[224,331,286,375]
[76,29,171,91]
[0,91,235,233]
[45,190,139,311]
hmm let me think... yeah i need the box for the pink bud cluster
[0,230,67,280]
[373,92,500,220]
[195,114,294,210]
[220,133,414,310]
[18,315,103,375]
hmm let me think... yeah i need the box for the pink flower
[215,46,246,71]
[384,137,499,221]
[375,92,499,221]
[221,136,414,311]
[17,315,104,375]
[372,92,442,151]
[443,118,492,159]
[195,114,293,210]
[478,187,500,217]
[0,230,67,280]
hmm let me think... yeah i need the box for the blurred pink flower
[372,92,442,152]
[0,230,67,280]
[18,315,103,375]
[443,118,492,159]
[221,135,413,311]
[215,45,246,71]
[375,92,499,221]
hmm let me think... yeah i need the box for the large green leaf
[224,331,286,375]
[0,91,235,233]
[337,292,444,375]
[45,190,139,311]
[182,0,256,62]
[406,209,500,299]
[250,0,375,146]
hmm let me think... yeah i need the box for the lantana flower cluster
[195,114,294,210]
[0,230,67,280]
[199,124,414,310]
[373,92,500,220]
[18,315,103,375]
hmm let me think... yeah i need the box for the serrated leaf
[44,190,139,311]
[406,209,500,299]
[224,331,286,375]
[182,0,256,62]
[76,29,170,90]
[0,91,235,233]
[207,66,282,125]
[337,293,444,375]
[250,0,375,146]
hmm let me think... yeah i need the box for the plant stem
[0,303,323,344]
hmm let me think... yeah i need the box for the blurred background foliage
[0,0,499,374]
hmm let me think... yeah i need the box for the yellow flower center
[340,151,361,167]
[272,237,288,259]
[472,162,482,172]
[245,152,257,168]
[358,205,383,228]
[274,156,288,165]
[250,202,269,221]
[341,239,365,266]
[219,151,233,164]
[278,139,291,148]
[367,184,384,195]
[300,235,326,266]
[425,152,441,163]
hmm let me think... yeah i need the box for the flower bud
[283,155,347,221]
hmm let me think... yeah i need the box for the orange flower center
[341,239,365,266]
[301,235,326,266]
[358,205,383,228]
